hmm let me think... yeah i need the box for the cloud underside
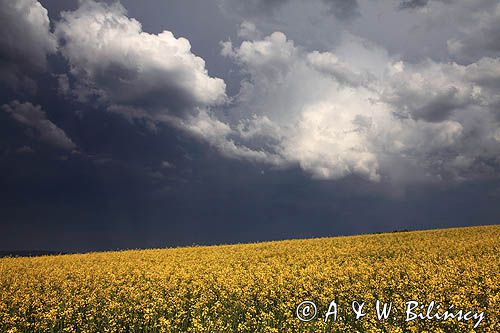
[2,101,76,150]
[2,0,499,184]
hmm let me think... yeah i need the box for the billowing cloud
[307,50,374,87]
[221,31,297,90]
[463,57,500,118]
[381,61,475,122]
[0,0,57,91]
[447,3,500,63]
[392,0,499,63]
[4,0,495,185]
[162,109,285,166]
[184,30,500,183]
[55,0,226,115]
[2,101,76,150]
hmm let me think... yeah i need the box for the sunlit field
[0,225,498,332]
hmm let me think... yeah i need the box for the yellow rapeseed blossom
[0,225,498,332]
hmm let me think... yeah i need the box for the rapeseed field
[0,225,498,332]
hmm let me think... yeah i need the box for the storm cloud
[201,28,500,183]
[0,0,57,91]
[42,0,500,184]
[0,0,499,251]
[55,1,226,116]
[2,101,76,150]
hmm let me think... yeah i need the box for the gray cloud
[398,0,429,9]
[412,87,469,122]
[200,31,500,183]
[218,0,288,17]
[3,0,498,185]
[307,50,374,87]
[323,0,359,19]
[47,0,500,185]
[397,0,456,10]
[447,3,500,63]
[2,101,76,150]
[55,0,226,116]
[218,0,359,21]
[1,0,500,252]
[464,57,500,120]
[16,146,35,154]
[0,0,57,91]
[384,83,473,123]
[383,57,500,122]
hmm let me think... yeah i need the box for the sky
[1,0,499,252]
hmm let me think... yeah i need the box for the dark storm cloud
[2,0,499,184]
[2,100,76,150]
[2,144,499,252]
[1,0,500,254]
[0,0,56,92]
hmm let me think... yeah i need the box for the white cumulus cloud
[199,31,500,183]
[55,0,227,115]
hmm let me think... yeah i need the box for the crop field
[0,225,498,332]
